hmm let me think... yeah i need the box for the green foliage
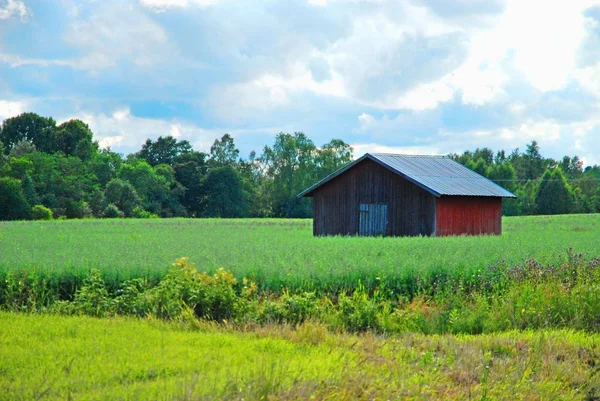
[536,168,574,215]
[201,166,248,217]
[131,206,159,218]
[136,136,192,166]
[337,283,385,332]
[0,112,57,154]
[104,178,142,217]
[69,269,113,317]
[102,203,124,218]
[0,177,30,220]
[55,119,98,161]
[209,133,239,167]
[146,258,239,321]
[31,204,53,220]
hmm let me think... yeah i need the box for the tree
[523,140,544,180]
[9,140,37,158]
[118,161,185,217]
[201,167,247,217]
[487,162,516,192]
[55,119,98,161]
[536,168,574,215]
[136,136,192,166]
[90,149,122,187]
[174,155,207,216]
[104,179,142,217]
[0,113,57,154]
[0,177,31,220]
[561,156,583,180]
[260,132,317,217]
[316,139,353,177]
[209,134,239,167]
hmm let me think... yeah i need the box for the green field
[1,214,600,294]
[1,312,599,400]
[3,216,600,399]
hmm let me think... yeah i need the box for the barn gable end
[312,158,436,236]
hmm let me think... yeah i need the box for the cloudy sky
[1,0,600,164]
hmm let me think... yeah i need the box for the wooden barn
[298,153,516,237]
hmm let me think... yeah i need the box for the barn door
[359,204,388,236]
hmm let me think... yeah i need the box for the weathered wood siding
[435,196,502,236]
[312,158,436,236]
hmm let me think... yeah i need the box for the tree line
[1,112,599,221]
[0,112,352,220]
[450,142,600,215]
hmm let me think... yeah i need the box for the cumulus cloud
[63,2,173,70]
[0,100,26,120]
[2,0,600,165]
[59,108,217,153]
[0,0,29,21]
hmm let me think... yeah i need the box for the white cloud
[62,2,175,71]
[140,0,217,12]
[0,0,30,21]
[60,107,217,152]
[211,63,346,121]
[0,100,26,120]
[60,107,285,155]
[351,142,442,157]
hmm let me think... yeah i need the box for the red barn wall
[435,196,502,236]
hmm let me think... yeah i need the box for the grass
[1,312,599,400]
[1,214,600,295]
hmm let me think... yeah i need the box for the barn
[298,153,516,237]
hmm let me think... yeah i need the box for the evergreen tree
[536,168,574,215]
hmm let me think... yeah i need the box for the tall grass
[1,313,599,400]
[1,214,599,295]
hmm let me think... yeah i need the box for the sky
[1,0,600,165]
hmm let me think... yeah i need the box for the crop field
[2,313,600,400]
[3,215,600,400]
[1,214,600,294]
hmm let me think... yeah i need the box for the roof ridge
[370,153,448,158]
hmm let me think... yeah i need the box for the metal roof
[298,153,517,198]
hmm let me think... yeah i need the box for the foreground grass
[1,313,599,400]
[1,215,600,294]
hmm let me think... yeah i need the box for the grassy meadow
[1,214,600,294]
[3,215,600,399]
[2,312,600,401]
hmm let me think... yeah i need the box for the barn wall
[312,158,436,236]
[435,196,502,236]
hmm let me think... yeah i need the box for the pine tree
[536,168,574,215]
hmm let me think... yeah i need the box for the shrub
[145,258,239,321]
[31,205,53,220]
[65,199,93,219]
[70,269,113,317]
[337,284,386,332]
[103,203,124,218]
[132,206,159,219]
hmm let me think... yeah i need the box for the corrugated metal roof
[298,153,516,198]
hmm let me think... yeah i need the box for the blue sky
[1,0,600,164]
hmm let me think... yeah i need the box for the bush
[31,205,53,220]
[65,200,93,219]
[132,206,159,219]
[69,269,113,317]
[337,284,386,332]
[103,204,124,218]
[146,258,239,321]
